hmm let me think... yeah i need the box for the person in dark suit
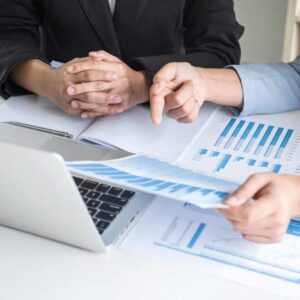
[0,0,244,118]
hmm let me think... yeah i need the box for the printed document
[180,108,300,183]
[67,154,238,208]
[119,198,300,299]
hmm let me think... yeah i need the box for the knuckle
[85,71,95,81]
[65,107,75,115]
[174,94,183,105]
[243,210,256,223]
[97,82,104,90]
[249,173,261,182]
[185,115,195,123]
[272,226,286,238]
[275,215,288,228]
[86,92,95,101]
[115,62,124,74]
[62,74,70,85]
[271,235,284,243]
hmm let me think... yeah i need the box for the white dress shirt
[108,0,116,14]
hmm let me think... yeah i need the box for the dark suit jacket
[0,0,244,98]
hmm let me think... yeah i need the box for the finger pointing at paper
[150,63,207,125]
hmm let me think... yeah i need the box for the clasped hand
[47,51,149,118]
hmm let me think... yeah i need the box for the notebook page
[0,94,92,139]
[78,103,218,160]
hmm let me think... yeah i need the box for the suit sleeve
[0,0,48,98]
[129,0,244,80]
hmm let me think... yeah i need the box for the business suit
[0,0,244,99]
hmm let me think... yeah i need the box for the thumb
[89,50,119,62]
[153,63,178,85]
[225,174,272,206]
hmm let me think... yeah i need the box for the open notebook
[0,95,218,160]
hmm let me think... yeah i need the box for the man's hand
[66,51,150,118]
[219,174,300,244]
[150,63,208,125]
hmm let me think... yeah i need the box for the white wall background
[234,0,288,63]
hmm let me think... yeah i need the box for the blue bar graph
[214,154,232,172]
[214,191,229,199]
[155,182,175,191]
[170,184,188,193]
[215,119,236,147]
[67,155,241,208]
[187,223,206,248]
[244,124,264,153]
[199,149,208,156]
[186,187,201,193]
[272,164,282,173]
[248,159,256,167]
[264,127,284,157]
[210,151,220,157]
[275,129,294,159]
[234,156,244,162]
[127,177,152,184]
[234,122,255,151]
[287,220,300,237]
[224,120,246,149]
[200,189,214,196]
[140,180,164,187]
[254,125,274,155]
[259,161,269,168]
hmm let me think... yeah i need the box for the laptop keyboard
[73,176,135,235]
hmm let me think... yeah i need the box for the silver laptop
[0,123,151,252]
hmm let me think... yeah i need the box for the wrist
[10,59,55,98]
[40,66,57,100]
[196,68,244,109]
[131,70,150,104]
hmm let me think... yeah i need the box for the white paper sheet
[119,198,300,299]
[68,154,239,208]
[79,103,218,160]
[179,108,300,183]
[0,95,92,138]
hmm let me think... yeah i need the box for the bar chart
[182,115,300,182]
[154,216,207,252]
[68,154,239,208]
[154,213,300,285]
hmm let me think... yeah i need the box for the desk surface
[0,97,298,300]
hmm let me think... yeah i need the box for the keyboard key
[83,196,90,203]
[99,194,128,206]
[98,228,104,235]
[100,203,122,214]
[92,218,98,224]
[87,200,101,208]
[96,220,110,230]
[88,208,97,216]
[96,211,116,222]
[81,180,98,189]
[73,176,83,186]
[96,184,111,193]
[121,190,135,199]
[79,188,88,196]
[87,191,101,199]
[108,187,123,196]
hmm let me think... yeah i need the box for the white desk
[0,96,298,300]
